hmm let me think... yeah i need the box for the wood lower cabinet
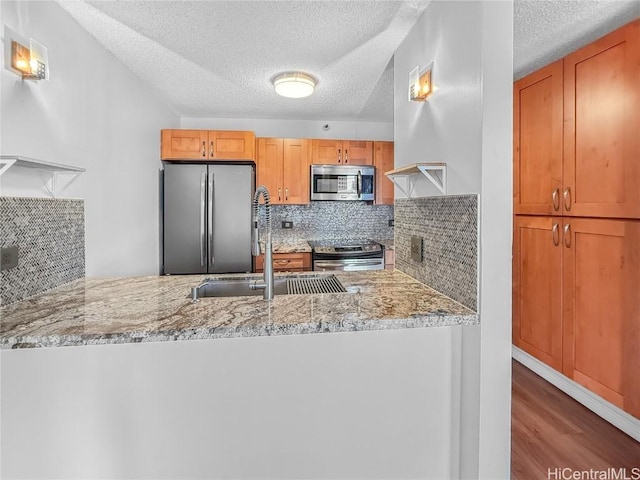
[254,252,312,273]
[311,140,373,165]
[513,216,563,371]
[161,130,255,160]
[374,141,394,205]
[256,138,309,205]
[513,215,640,418]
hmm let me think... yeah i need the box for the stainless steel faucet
[249,186,274,300]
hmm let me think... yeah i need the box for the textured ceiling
[57,0,429,122]
[57,1,640,121]
[514,0,640,79]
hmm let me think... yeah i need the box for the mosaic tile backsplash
[394,195,478,311]
[0,197,85,306]
[258,202,394,243]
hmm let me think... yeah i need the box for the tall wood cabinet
[256,138,310,205]
[161,130,255,160]
[374,141,394,205]
[513,20,640,419]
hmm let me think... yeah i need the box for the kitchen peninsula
[0,269,476,349]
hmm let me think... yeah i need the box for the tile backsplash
[394,195,478,311]
[0,197,85,306]
[259,202,394,243]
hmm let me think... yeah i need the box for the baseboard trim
[512,346,640,442]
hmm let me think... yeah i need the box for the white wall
[0,1,179,277]
[181,117,393,141]
[2,328,463,479]
[393,1,513,477]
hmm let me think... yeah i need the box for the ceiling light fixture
[273,72,316,98]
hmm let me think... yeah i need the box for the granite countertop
[0,270,476,349]
[259,240,312,253]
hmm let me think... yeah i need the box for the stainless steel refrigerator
[163,163,255,274]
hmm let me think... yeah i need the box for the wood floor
[511,360,640,479]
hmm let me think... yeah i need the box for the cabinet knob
[563,187,571,211]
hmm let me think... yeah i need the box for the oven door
[313,258,384,271]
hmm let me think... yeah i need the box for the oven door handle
[314,259,382,268]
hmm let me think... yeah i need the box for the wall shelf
[385,162,447,197]
[0,155,85,198]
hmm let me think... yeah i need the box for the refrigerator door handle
[208,172,215,267]
[200,172,206,266]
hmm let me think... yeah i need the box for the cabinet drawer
[254,252,311,272]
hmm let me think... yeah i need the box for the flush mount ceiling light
[273,72,316,98]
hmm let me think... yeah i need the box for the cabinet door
[374,141,394,205]
[563,20,640,219]
[161,130,209,160]
[256,138,284,204]
[343,141,373,165]
[562,218,640,417]
[311,139,343,164]
[513,61,563,215]
[513,216,564,370]
[209,131,256,160]
[282,139,310,204]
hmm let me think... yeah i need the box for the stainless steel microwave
[310,165,375,201]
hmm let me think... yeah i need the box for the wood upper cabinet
[161,130,209,160]
[561,218,640,417]
[374,141,394,205]
[563,20,640,219]
[514,215,640,418]
[311,140,373,165]
[256,138,309,205]
[514,20,640,219]
[209,131,255,160]
[513,216,563,371]
[514,61,563,215]
[161,130,255,160]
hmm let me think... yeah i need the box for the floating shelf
[385,162,447,197]
[0,155,85,198]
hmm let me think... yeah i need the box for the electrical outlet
[282,221,293,229]
[410,236,423,262]
[388,219,394,227]
[0,246,19,271]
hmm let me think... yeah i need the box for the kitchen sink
[190,274,346,300]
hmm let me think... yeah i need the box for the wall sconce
[11,38,48,81]
[408,64,434,102]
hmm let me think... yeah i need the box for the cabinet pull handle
[552,224,559,246]
[285,188,288,201]
[563,187,571,211]
[345,149,348,163]
[563,224,571,248]
[552,188,560,211]
[210,141,214,158]
[202,141,206,157]
[338,149,341,163]
[278,188,282,202]
[275,260,290,264]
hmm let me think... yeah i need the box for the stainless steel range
[312,240,384,271]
